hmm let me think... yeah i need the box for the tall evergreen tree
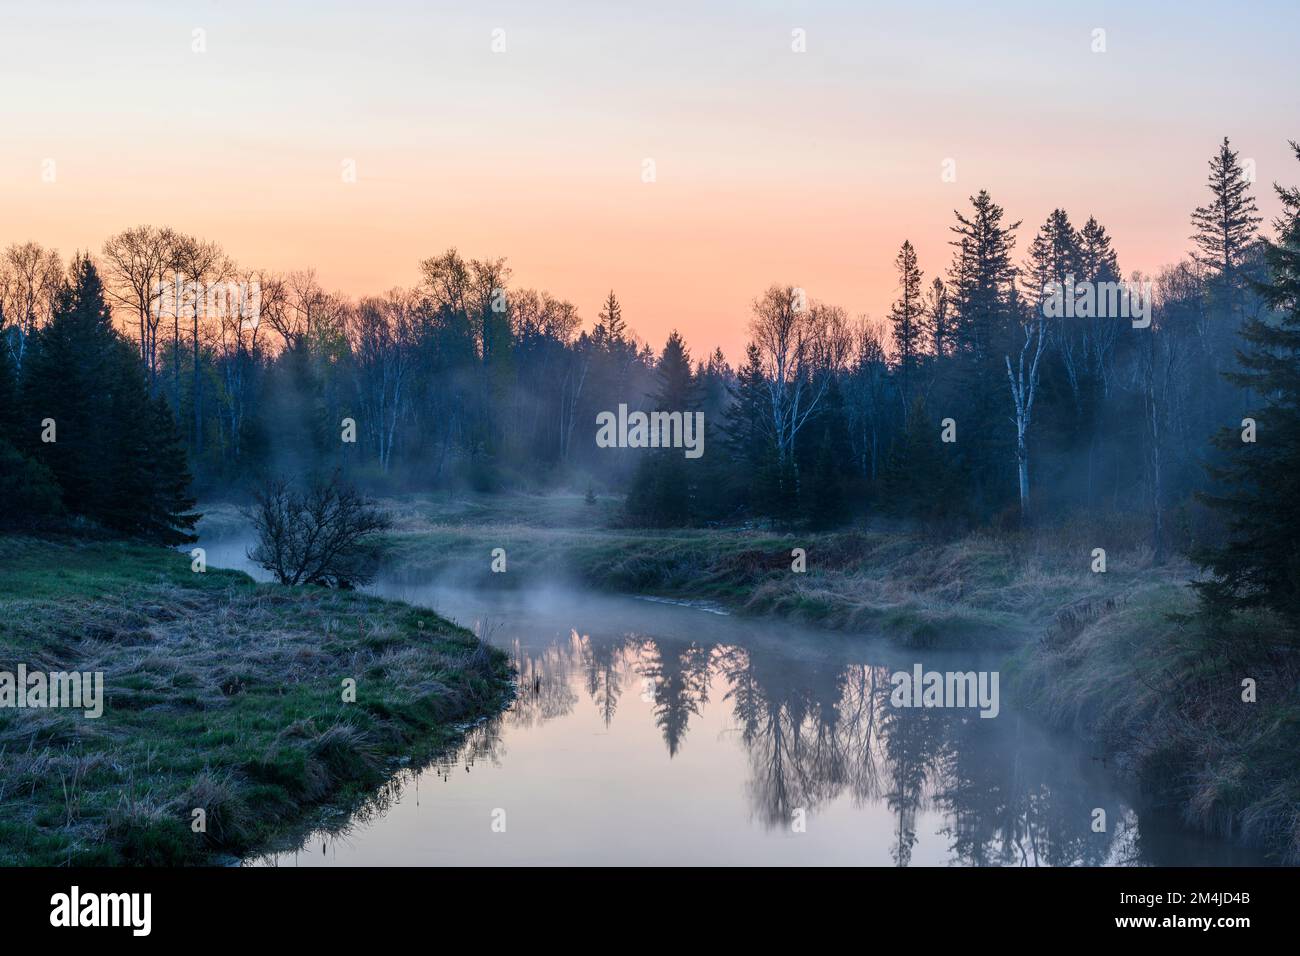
[948,191,1021,365]
[803,377,854,529]
[1078,215,1120,284]
[888,240,927,417]
[1191,137,1263,285]
[926,277,951,360]
[1023,209,1081,308]
[626,331,695,526]
[593,290,627,346]
[22,254,197,542]
[723,342,781,518]
[946,191,1021,516]
[1194,142,1300,625]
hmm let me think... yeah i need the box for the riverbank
[198,492,1300,862]
[0,535,511,866]
[1014,581,1300,864]
[289,493,1179,650]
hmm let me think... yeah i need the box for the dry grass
[0,535,511,865]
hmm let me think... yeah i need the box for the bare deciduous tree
[749,284,848,462]
[0,241,63,372]
[101,225,179,391]
[349,290,416,473]
[246,473,392,588]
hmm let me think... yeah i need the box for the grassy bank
[1014,582,1300,863]
[0,535,511,866]
[341,493,1175,649]
[198,492,1300,861]
[371,494,1299,859]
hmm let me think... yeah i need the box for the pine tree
[803,377,854,529]
[1190,137,1263,285]
[926,277,950,359]
[948,190,1021,364]
[626,331,695,526]
[593,290,627,346]
[0,324,62,527]
[888,240,927,416]
[22,254,198,543]
[945,191,1021,517]
[1194,142,1300,625]
[1023,209,1081,307]
[22,254,116,519]
[882,397,964,527]
[722,343,780,518]
[1078,216,1120,284]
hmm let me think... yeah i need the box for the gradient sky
[2,0,1297,361]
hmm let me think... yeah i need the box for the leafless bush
[245,472,392,588]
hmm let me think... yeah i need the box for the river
[196,532,1264,866]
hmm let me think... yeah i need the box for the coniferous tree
[22,254,197,542]
[1023,209,1081,307]
[926,277,951,360]
[0,315,16,444]
[1078,216,1121,284]
[883,397,964,528]
[1191,138,1263,288]
[0,321,63,527]
[946,191,1020,517]
[803,377,854,529]
[948,191,1021,365]
[626,331,695,526]
[1194,142,1300,625]
[723,343,781,518]
[593,290,627,345]
[888,240,927,418]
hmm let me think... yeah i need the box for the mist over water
[200,532,1262,866]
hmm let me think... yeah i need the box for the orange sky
[2,1,1296,362]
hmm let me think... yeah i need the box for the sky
[2,0,1297,362]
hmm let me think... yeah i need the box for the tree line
[3,136,1299,625]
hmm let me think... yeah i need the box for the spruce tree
[803,378,854,529]
[883,397,964,527]
[0,323,63,527]
[723,343,781,518]
[1023,209,1081,306]
[926,277,950,359]
[593,290,627,346]
[888,240,927,416]
[948,191,1021,364]
[1191,137,1263,285]
[1078,216,1120,284]
[626,331,695,526]
[1194,142,1300,624]
[22,254,115,519]
[945,191,1021,516]
[22,254,197,543]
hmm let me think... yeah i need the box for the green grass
[196,492,1300,860]
[0,535,511,866]
[1014,579,1300,863]
[325,493,1170,649]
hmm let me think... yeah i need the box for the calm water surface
[197,534,1263,867]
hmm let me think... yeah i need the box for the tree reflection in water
[432,622,1144,866]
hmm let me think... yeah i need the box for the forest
[3,133,1300,867]
[3,138,1297,599]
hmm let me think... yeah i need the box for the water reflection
[238,579,1263,867]
[457,628,1129,866]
